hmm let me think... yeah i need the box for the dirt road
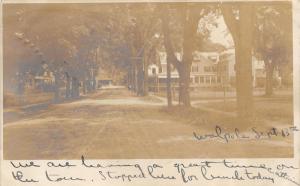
[4,88,293,159]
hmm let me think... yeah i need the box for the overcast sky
[209,16,234,49]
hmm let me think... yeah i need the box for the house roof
[196,39,227,52]
[192,51,217,64]
[158,51,217,65]
[158,52,182,65]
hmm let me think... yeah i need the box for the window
[211,76,216,84]
[204,66,210,72]
[209,56,217,62]
[192,65,198,72]
[159,67,162,73]
[217,76,221,83]
[190,78,194,83]
[217,64,226,73]
[152,68,156,75]
[200,76,204,83]
[204,66,215,72]
[205,76,210,83]
[195,76,200,84]
[212,66,217,72]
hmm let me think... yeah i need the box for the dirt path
[3,88,293,159]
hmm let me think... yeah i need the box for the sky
[209,16,234,49]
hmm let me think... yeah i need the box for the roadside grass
[199,97,293,126]
[159,105,254,131]
[4,91,53,108]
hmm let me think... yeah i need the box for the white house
[148,51,222,89]
[189,51,221,88]
[148,49,276,90]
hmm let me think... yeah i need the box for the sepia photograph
[3,1,294,159]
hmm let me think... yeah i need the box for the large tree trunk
[132,61,138,93]
[143,56,149,96]
[179,6,199,107]
[237,5,254,119]
[129,37,137,93]
[222,4,254,119]
[178,64,191,106]
[235,45,253,119]
[265,60,274,96]
[162,14,176,107]
[136,60,144,96]
[161,5,200,107]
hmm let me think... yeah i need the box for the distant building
[147,52,180,91]
[217,48,236,86]
[189,51,221,88]
[35,70,55,86]
[148,49,280,91]
[148,51,222,89]
[23,69,55,91]
[95,67,113,88]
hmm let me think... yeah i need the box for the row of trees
[123,3,292,119]
[5,2,292,119]
[7,4,131,102]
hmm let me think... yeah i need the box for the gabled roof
[192,51,217,64]
[158,52,182,65]
[193,55,215,64]
[158,51,217,65]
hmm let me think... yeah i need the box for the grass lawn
[198,95,293,127]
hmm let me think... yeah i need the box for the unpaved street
[4,88,293,159]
